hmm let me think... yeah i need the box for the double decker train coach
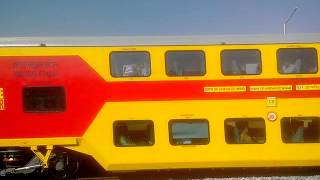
[0,34,320,178]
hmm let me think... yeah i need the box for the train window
[165,51,206,76]
[221,49,261,75]
[23,87,66,112]
[277,48,318,74]
[110,51,151,77]
[224,118,266,144]
[169,119,209,145]
[281,117,320,143]
[113,120,154,147]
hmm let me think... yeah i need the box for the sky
[0,0,319,37]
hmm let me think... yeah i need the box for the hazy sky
[0,0,319,37]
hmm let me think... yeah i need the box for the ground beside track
[75,167,320,180]
[78,175,320,180]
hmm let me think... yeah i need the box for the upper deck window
[165,51,206,76]
[169,119,209,145]
[110,51,151,77]
[281,117,320,143]
[23,87,66,113]
[277,48,318,74]
[221,50,261,75]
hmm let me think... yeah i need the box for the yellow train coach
[0,34,319,177]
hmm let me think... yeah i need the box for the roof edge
[0,33,320,46]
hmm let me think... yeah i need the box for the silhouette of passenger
[291,123,304,143]
[117,126,133,146]
[282,59,302,73]
[237,121,253,144]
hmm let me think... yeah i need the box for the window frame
[280,116,320,144]
[109,51,152,78]
[224,118,266,144]
[22,86,66,113]
[168,119,210,146]
[220,49,262,76]
[113,120,155,147]
[276,48,318,75]
[165,50,207,77]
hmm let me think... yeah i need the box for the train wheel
[48,151,79,180]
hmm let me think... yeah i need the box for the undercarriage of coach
[0,147,80,179]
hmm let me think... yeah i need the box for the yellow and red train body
[0,35,320,172]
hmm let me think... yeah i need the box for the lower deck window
[169,119,209,145]
[225,118,266,144]
[113,120,154,147]
[281,117,320,143]
[23,87,66,112]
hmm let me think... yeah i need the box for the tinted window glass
[166,51,206,76]
[23,87,66,112]
[277,48,318,74]
[110,51,151,77]
[281,117,320,143]
[221,50,261,75]
[113,120,154,147]
[225,118,265,144]
[169,119,209,145]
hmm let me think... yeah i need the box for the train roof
[0,33,320,47]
